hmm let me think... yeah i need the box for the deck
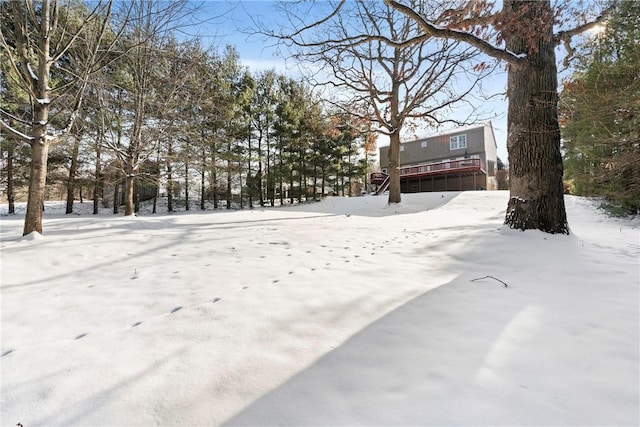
[371,158,486,194]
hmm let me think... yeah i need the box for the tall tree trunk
[347,149,353,197]
[503,0,568,234]
[113,172,120,214]
[124,157,135,216]
[6,142,15,214]
[200,136,206,210]
[226,140,232,209]
[167,142,173,212]
[258,129,264,207]
[93,140,102,215]
[134,181,140,213]
[298,149,304,202]
[24,120,50,235]
[313,164,318,201]
[66,133,82,214]
[212,141,218,209]
[185,160,190,211]
[184,140,190,211]
[267,131,274,206]
[248,134,253,209]
[387,129,401,203]
[23,1,52,235]
[278,139,284,206]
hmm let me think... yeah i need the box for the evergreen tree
[560,1,639,214]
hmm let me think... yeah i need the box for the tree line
[2,0,630,238]
[0,0,376,235]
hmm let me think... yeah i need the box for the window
[400,145,404,152]
[450,134,467,150]
[421,141,428,148]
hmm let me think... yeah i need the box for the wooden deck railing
[399,158,483,176]
[371,158,484,184]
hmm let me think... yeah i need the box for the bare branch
[384,0,525,64]
[0,119,34,144]
[471,275,509,288]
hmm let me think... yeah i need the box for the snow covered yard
[0,191,638,426]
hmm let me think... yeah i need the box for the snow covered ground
[1,191,638,426]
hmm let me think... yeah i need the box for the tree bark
[167,142,173,212]
[503,0,569,234]
[22,0,53,235]
[66,133,82,214]
[6,142,15,214]
[387,129,401,203]
[184,159,190,211]
[124,158,135,216]
[93,139,102,214]
[24,137,49,235]
[113,172,120,214]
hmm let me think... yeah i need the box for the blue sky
[188,1,510,163]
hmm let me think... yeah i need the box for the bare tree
[381,0,613,233]
[270,0,611,233]
[0,0,116,235]
[270,0,490,204]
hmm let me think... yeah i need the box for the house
[373,122,499,194]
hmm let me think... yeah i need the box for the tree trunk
[167,142,173,212]
[66,133,82,214]
[184,159,190,211]
[248,135,253,209]
[503,0,568,234]
[258,129,264,207]
[200,141,206,210]
[23,139,49,235]
[313,165,318,201]
[134,182,140,213]
[124,159,135,216]
[226,169,232,209]
[6,142,15,214]
[212,141,218,209]
[22,0,52,235]
[278,139,284,206]
[93,141,102,215]
[113,173,120,214]
[387,129,401,203]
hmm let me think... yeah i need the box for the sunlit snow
[1,191,638,426]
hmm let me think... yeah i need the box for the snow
[26,62,39,81]
[1,191,638,426]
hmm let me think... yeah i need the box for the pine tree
[560,1,639,214]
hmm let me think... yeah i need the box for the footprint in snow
[131,321,143,328]
[75,333,88,340]
[1,349,14,357]
[170,306,182,314]
[213,297,221,303]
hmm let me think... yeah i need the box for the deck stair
[374,174,390,195]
